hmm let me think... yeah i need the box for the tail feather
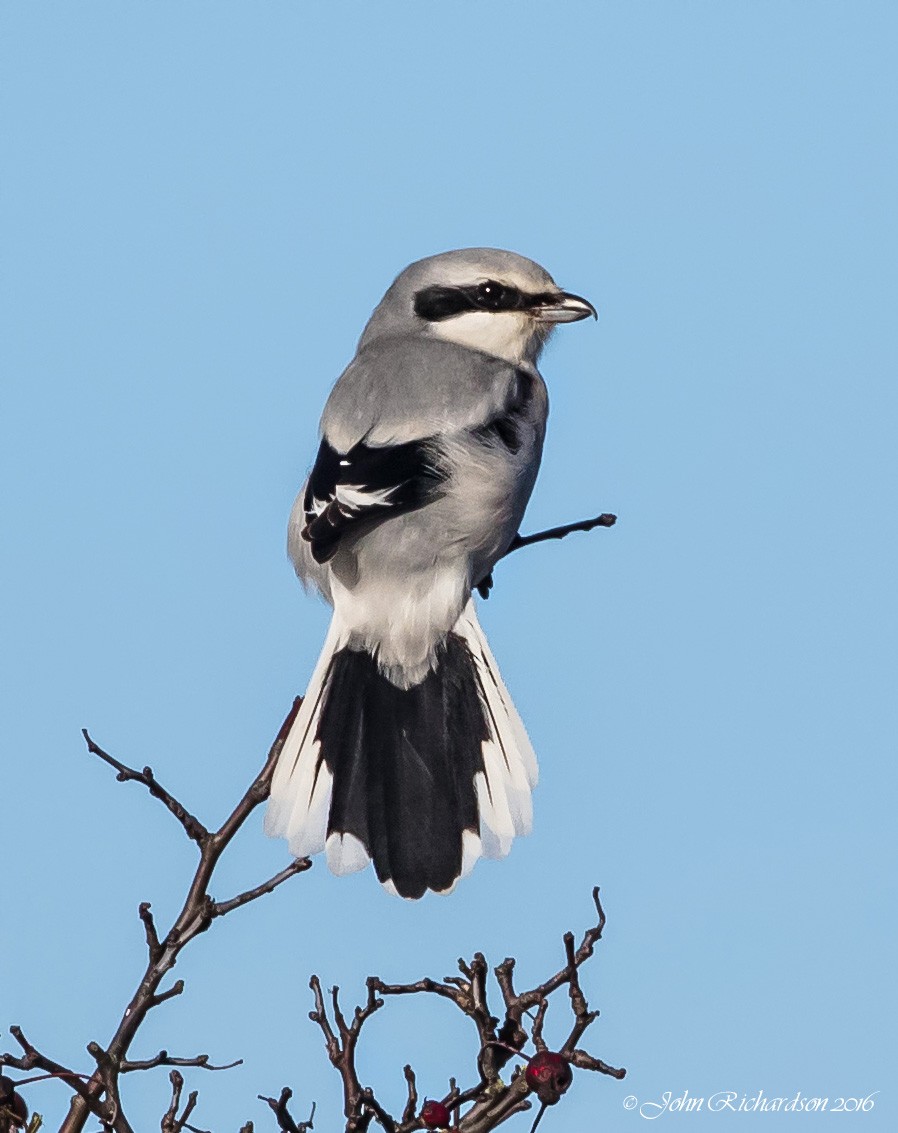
[456,605,539,785]
[265,600,538,898]
[265,617,343,855]
[325,831,370,875]
[454,603,538,853]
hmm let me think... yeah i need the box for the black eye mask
[414,279,553,321]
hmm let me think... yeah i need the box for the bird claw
[476,573,494,599]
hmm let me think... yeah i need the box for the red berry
[421,1099,451,1128]
[524,1051,573,1105]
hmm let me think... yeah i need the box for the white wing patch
[306,484,398,524]
[334,483,398,511]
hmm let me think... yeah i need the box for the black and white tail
[265,601,537,899]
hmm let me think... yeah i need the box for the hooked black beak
[529,290,598,324]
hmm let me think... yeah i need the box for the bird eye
[475,280,510,310]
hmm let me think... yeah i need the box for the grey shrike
[265,248,596,899]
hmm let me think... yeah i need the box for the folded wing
[302,436,447,563]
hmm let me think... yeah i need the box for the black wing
[302,436,446,563]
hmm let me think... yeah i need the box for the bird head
[358,248,596,365]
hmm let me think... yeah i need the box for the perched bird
[265,248,596,898]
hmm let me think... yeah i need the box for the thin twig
[497,887,607,1020]
[120,1052,242,1074]
[530,1000,549,1052]
[82,731,209,847]
[567,1050,627,1079]
[369,977,463,1009]
[507,513,617,552]
[138,903,162,964]
[258,1089,315,1133]
[359,1090,394,1133]
[0,1030,96,1111]
[559,931,598,1055]
[307,978,387,1131]
[149,982,185,1009]
[477,512,616,596]
[400,1067,417,1125]
[211,860,312,918]
[161,1070,206,1133]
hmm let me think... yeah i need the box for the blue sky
[2,2,896,1130]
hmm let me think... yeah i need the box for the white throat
[428,310,535,365]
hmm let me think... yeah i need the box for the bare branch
[258,1089,315,1133]
[557,911,605,1064]
[567,1050,627,1079]
[307,977,340,1063]
[458,1070,532,1133]
[0,1029,96,1111]
[444,1081,483,1114]
[372,957,504,1086]
[82,730,209,847]
[507,513,617,553]
[120,1051,242,1074]
[445,1079,460,1127]
[401,1066,417,1125]
[498,887,607,1020]
[307,977,388,1132]
[58,699,307,1133]
[210,859,312,918]
[530,1000,549,1053]
[138,903,162,964]
[370,976,463,1010]
[149,981,185,1009]
[358,1090,394,1133]
[308,888,624,1133]
[161,1070,205,1133]
[493,959,516,1006]
[477,513,617,596]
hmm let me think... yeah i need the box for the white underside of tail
[264,615,345,857]
[451,603,538,860]
[264,599,538,893]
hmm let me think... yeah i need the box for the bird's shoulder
[321,336,527,450]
